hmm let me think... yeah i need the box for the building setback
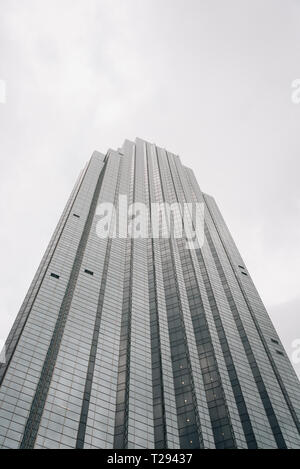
[0,138,299,449]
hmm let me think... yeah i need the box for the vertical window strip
[155,150,203,449]
[76,158,123,448]
[146,147,168,448]
[203,194,300,439]
[203,221,287,449]
[195,245,258,448]
[165,153,237,449]
[113,148,136,449]
[20,160,107,449]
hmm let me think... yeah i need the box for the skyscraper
[0,138,299,449]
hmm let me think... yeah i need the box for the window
[276,350,284,356]
[241,272,248,276]
[50,273,60,279]
[238,265,245,270]
[271,338,279,345]
[84,269,94,276]
[73,214,80,218]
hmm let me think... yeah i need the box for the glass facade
[0,138,299,449]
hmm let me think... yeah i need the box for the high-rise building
[0,138,299,449]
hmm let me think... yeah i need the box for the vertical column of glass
[146,148,166,449]
[159,150,243,449]
[153,146,214,449]
[183,167,292,448]
[81,153,127,449]
[145,141,180,449]
[0,153,105,449]
[170,157,266,448]
[126,139,154,448]
[206,191,300,439]
[202,192,300,448]
[202,218,285,448]
[186,173,284,448]
[32,152,121,449]
[113,140,135,448]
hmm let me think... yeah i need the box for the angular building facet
[0,138,299,449]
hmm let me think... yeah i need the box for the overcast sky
[0,0,299,377]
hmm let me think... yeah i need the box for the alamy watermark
[95,196,205,250]
[0,80,6,104]
[0,339,6,364]
[291,79,300,104]
[291,338,300,365]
